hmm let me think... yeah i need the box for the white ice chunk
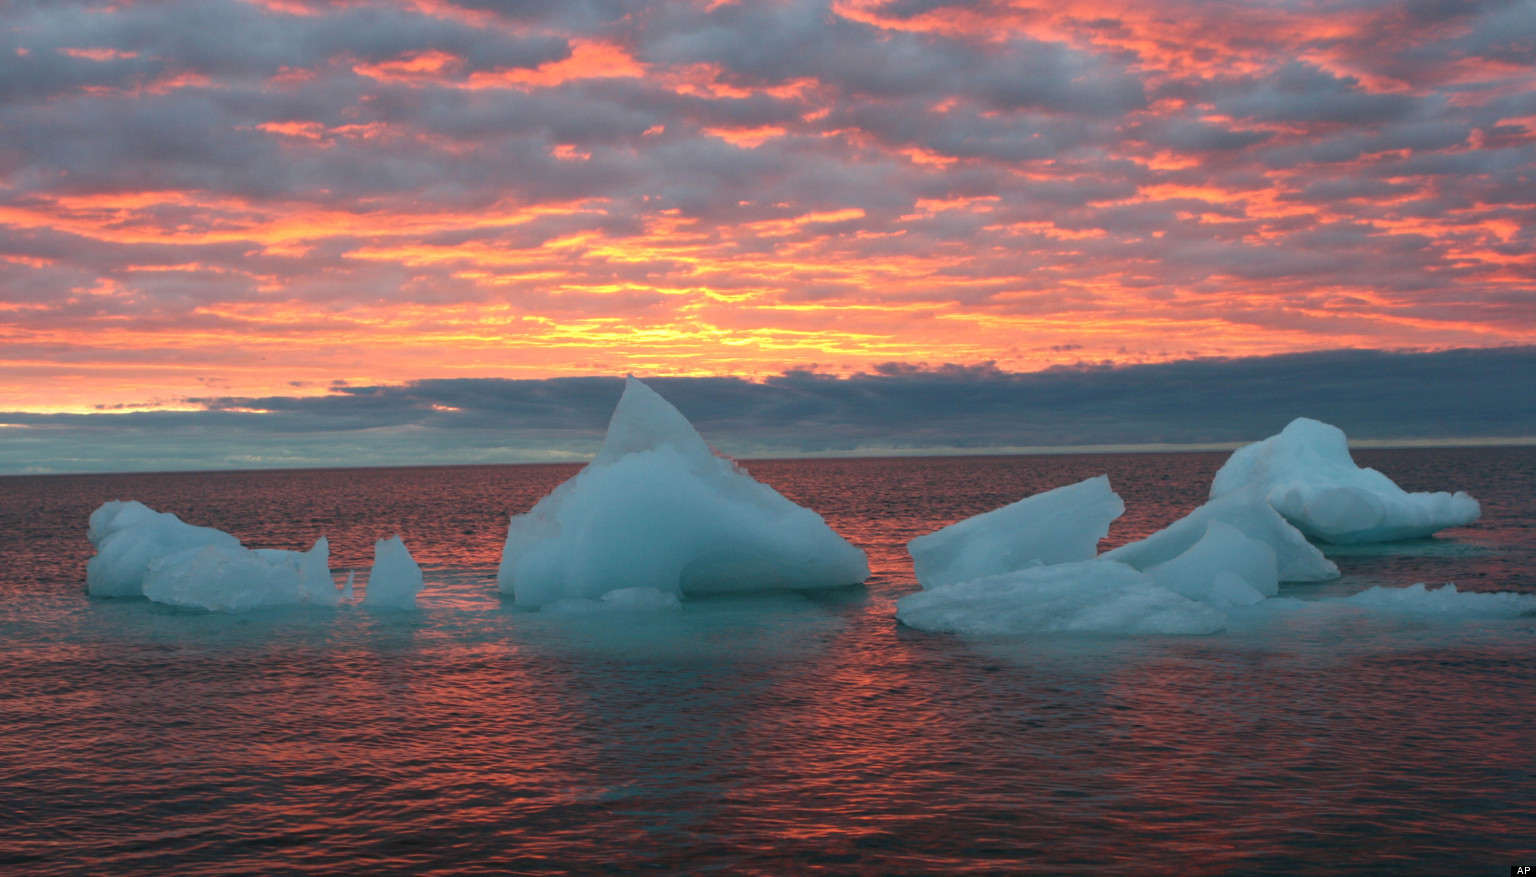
[498,377,869,609]
[86,503,241,598]
[1340,583,1536,617]
[142,536,339,613]
[87,500,160,547]
[1143,521,1273,606]
[1102,490,1337,583]
[907,475,1124,590]
[1211,418,1480,543]
[895,560,1226,636]
[364,536,424,610]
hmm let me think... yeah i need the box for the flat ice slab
[1338,582,1536,617]
[895,560,1226,636]
[908,475,1124,590]
[498,377,869,609]
[1211,418,1479,543]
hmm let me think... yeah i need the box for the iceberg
[895,560,1226,636]
[364,536,424,610]
[1143,521,1273,607]
[1102,491,1337,583]
[86,501,241,598]
[497,377,869,609]
[1339,583,1536,617]
[88,500,341,611]
[141,537,340,613]
[1210,418,1480,543]
[907,475,1124,590]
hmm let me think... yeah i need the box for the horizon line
[6,435,1534,479]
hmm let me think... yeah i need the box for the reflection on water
[0,448,1534,875]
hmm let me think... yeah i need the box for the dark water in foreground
[1,449,1534,876]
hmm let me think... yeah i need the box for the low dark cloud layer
[3,348,1531,473]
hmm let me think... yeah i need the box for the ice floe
[1102,491,1337,584]
[1211,418,1480,543]
[87,500,343,611]
[544,587,684,615]
[1143,521,1273,607]
[895,560,1226,636]
[141,537,340,613]
[87,501,241,598]
[1337,583,1536,617]
[908,475,1123,590]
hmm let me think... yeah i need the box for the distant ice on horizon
[1212,417,1480,543]
[497,376,869,609]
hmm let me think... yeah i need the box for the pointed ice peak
[364,535,424,610]
[592,376,716,467]
[498,375,868,607]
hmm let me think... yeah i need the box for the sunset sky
[3,0,1534,471]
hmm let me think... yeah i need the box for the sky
[2,0,1534,471]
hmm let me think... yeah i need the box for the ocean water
[1,449,1533,875]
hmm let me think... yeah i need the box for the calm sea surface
[1,449,1533,875]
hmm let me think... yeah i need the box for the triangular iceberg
[497,377,870,608]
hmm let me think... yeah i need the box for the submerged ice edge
[897,579,1536,637]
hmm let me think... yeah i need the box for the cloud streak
[0,0,1533,415]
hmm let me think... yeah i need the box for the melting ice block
[88,500,341,611]
[497,377,869,608]
[895,560,1226,636]
[907,475,1124,590]
[1211,418,1480,543]
[87,501,241,597]
[364,536,423,610]
[545,587,683,615]
[1143,521,1273,607]
[141,537,340,613]
[1102,491,1337,584]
